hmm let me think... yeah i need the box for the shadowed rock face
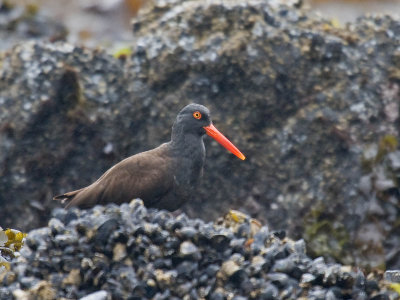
[1,0,400,268]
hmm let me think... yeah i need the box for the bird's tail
[53,188,84,208]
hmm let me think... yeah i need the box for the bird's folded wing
[98,149,174,206]
[59,144,174,208]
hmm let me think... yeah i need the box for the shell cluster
[0,201,397,299]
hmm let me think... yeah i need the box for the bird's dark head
[171,103,246,160]
[172,103,211,136]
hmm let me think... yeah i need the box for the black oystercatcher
[54,103,245,210]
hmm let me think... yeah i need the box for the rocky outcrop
[1,200,397,299]
[0,1,66,51]
[1,0,400,268]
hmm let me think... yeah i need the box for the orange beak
[203,123,246,160]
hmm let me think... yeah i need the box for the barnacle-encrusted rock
[1,200,397,299]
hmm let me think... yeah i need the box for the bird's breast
[173,145,204,186]
[173,154,204,187]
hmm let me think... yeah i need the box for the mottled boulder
[0,42,155,229]
[0,1,66,51]
[1,0,400,268]
[130,0,400,268]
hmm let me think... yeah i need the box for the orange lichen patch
[125,0,146,15]
[250,219,262,236]
[244,238,254,248]
[79,30,92,41]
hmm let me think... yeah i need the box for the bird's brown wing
[53,144,174,208]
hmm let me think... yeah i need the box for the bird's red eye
[193,111,202,119]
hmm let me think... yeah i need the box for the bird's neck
[169,132,205,158]
[169,133,205,188]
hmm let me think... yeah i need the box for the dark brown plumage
[54,103,245,210]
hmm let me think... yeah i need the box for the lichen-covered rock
[1,201,398,299]
[1,0,400,268]
[0,227,27,283]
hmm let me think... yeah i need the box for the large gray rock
[0,42,154,229]
[1,0,400,268]
[129,0,400,268]
[0,1,67,51]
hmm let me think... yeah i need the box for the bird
[53,103,245,211]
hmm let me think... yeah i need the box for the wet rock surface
[1,200,398,299]
[1,0,400,269]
